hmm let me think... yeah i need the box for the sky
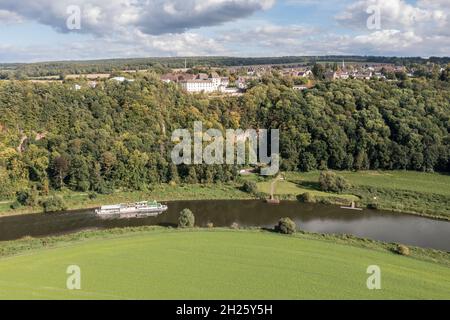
[0,0,449,62]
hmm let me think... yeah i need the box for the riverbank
[251,171,450,221]
[0,183,255,217]
[1,170,449,221]
[0,227,449,299]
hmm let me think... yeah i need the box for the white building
[180,73,232,93]
[180,80,217,93]
[111,77,135,83]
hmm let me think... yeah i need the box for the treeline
[1,55,449,79]
[0,74,449,199]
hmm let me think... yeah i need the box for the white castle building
[180,72,229,93]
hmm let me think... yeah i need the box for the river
[0,200,449,251]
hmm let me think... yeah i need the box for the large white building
[180,80,217,93]
[180,74,231,93]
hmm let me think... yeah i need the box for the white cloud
[0,0,275,35]
[0,0,448,62]
[0,9,23,24]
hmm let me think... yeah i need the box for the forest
[0,72,449,200]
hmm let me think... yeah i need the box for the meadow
[0,228,449,300]
[253,171,450,219]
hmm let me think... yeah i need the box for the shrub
[41,196,67,213]
[88,192,97,200]
[242,181,258,194]
[15,189,38,207]
[178,208,195,228]
[298,192,316,203]
[395,244,410,256]
[97,182,114,195]
[319,171,350,193]
[367,202,379,210]
[276,217,296,234]
[169,180,177,187]
[10,201,22,210]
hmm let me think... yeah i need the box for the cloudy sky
[0,0,449,62]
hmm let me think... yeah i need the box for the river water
[0,200,449,251]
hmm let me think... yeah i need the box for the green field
[288,171,450,196]
[250,171,450,219]
[0,229,449,300]
[256,179,358,201]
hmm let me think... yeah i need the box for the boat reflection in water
[95,200,168,219]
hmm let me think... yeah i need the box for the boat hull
[95,205,168,219]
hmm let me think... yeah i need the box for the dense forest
[1,55,449,79]
[0,73,449,199]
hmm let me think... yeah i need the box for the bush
[367,202,379,210]
[395,244,410,256]
[242,181,258,194]
[178,208,195,228]
[15,189,38,207]
[97,182,114,195]
[10,201,22,210]
[276,217,296,234]
[41,196,67,213]
[88,192,98,200]
[319,171,350,193]
[298,192,316,203]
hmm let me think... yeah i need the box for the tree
[15,189,38,206]
[312,63,325,80]
[50,155,70,189]
[319,171,350,193]
[178,208,195,228]
[41,195,67,213]
[242,181,257,194]
[276,217,296,234]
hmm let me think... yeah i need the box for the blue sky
[0,0,448,62]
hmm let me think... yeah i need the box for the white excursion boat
[95,200,168,218]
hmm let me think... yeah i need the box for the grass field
[287,171,450,196]
[0,229,449,300]
[250,171,450,219]
[256,179,358,201]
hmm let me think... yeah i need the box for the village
[156,60,438,94]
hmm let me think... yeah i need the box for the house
[236,77,248,89]
[220,78,230,87]
[293,85,308,91]
[298,70,312,77]
[180,73,232,93]
[160,74,179,83]
[325,71,338,80]
[197,73,209,80]
[180,79,216,93]
[111,76,134,83]
[336,71,349,80]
